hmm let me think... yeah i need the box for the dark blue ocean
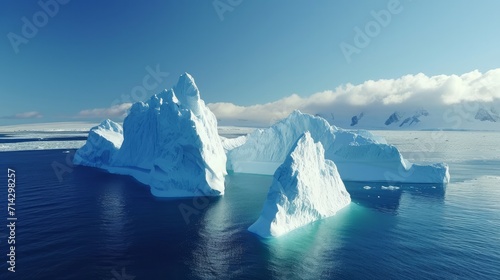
[0,131,499,279]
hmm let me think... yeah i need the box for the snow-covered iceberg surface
[227,111,450,184]
[74,73,227,197]
[248,132,351,238]
[220,135,247,152]
[73,119,123,168]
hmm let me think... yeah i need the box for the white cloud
[208,94,306,125]
[208,68,500,126]
[77,103,132,119]
[2,111,43,119]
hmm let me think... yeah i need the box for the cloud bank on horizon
[71,68,500,129]
[207,68,500,127]
[77,103,132,119]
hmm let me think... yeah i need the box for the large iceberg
[74,73,227,197]
[248,132,351,238]
[227,111,450,183]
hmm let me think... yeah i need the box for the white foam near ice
[381,185,400,190]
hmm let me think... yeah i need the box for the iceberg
[74,73,227,197]
[227,111,450,184]
[73,119,123,168]
[248,132,351,238]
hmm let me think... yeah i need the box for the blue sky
[1,0,500,125]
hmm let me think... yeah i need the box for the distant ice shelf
[0,122,97,132]
[0,127,250,152]
[0,141,86,152]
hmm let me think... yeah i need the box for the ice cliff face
[248,132,351,238]
[227,110,450,183]
[73,119,123,168]
[75,73,227,197]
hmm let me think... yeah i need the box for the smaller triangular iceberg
[248,132,351,238]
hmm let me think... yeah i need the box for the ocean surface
[0,130,499,279]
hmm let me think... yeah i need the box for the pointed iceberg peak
[174,72,199,98]
[291,131,316,155]
[74,72,227,198]
[174,72,201,116]
[248,130,351,238]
